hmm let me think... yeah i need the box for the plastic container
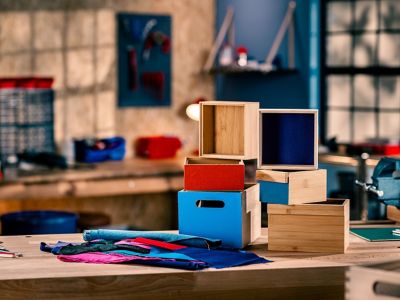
[1,210,77,235]
[74,137,126,163]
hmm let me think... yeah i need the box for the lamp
[185,97,207,121]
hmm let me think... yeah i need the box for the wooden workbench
[0,157,184,200]
[0,158,185,229]
[0,229,399,300]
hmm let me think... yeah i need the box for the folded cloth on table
[116,237,271,269]
[57,252,208,270]
[83,230,221,249]
[40,240,150,255]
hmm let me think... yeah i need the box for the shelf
[209,65,298,76]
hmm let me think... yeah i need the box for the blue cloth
[83,229,221,248]
[40,241,80,254]
[131,259,207,270]
[176,247,271,269]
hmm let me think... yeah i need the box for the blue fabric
[123,257,208,270]
[83,229,221,248]
[40,241,80,255]
[176,247,271,269]
[109,248,197,261]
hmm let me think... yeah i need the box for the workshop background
[0,0,399,230]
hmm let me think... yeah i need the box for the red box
[184,157,245,191]
[135,136,182,159]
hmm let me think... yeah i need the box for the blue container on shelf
[74,137,126,163]
[1,210,77,235]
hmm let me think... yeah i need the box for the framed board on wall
[117,13,172,107]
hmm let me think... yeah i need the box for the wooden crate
[268,199,349,253]
[347,260,400,300]
[200,101,259,160]
[259,109,318,170]
[184,157,250,191]
[257,169,327,204]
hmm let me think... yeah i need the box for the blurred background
[0,0,398,234]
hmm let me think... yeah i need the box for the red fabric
[184,164,245,191]
[130,237,187,250]
[135,136,182,159]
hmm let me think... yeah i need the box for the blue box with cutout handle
[178,184,260,249]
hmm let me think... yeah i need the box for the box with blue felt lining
[178,184,261,249]
[258,109,318,170]
[257,169,327,205]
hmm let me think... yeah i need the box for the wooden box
[347,260,400,300]
[184,157,256,191]
[268,199,349,253]
[200,101,259,160]
[178,184,261,249]
[259,109,318,170]
[257,169,327,204]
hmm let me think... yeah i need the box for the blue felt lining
[261,113,315,166]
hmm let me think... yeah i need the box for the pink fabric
[57,252,173,264]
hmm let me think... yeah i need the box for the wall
[0,0,215,157]
[215,0,311,109]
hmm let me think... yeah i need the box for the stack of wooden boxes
[178,101,349,252]
[257,109,349,253]
[178,101,261,248]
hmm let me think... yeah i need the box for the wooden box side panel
[244,103,259,159]
[268,214,346,253]
[256,170,289,183]
[200,105,215,155]
[288,169,327,204]
[268,199,348,216]
[215,105,244,156]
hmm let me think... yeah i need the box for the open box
[184,157,257,191]
[268,199,350,253]
[259,109,318,170]
[200,101,259,160]
[178,184,261,249]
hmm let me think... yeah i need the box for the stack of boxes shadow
[178,101,350,253]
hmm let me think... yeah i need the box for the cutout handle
[196,200,225,208]
[373,281,400,297]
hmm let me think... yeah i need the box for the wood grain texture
[0,228,400,299]
[268,200,350,253]
[257,169,327,204]
[200,101,259,160]
[387,205,400,223]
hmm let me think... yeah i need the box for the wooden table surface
[0,228,399,300]
[0,157,185,200]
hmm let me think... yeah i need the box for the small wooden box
[200,101,259,160]
[268,199,349,253]
[178,184,261,249]
[257,169,327,204]
[184,157,256,191]
[259,109,318,170]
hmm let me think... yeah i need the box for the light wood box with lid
[199,101,259,160]
[257,169,327,205]
[268,199,349,253]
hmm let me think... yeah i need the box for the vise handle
[355,180,384,197]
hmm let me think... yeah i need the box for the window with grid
[322,0,400,144]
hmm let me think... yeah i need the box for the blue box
[178,184,260,249]
[257,169,327,205]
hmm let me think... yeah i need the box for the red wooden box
[184,157,246,191]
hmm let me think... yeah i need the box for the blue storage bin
[74,137,126,163]
[1,210,77,235]
[178,184,260,249]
